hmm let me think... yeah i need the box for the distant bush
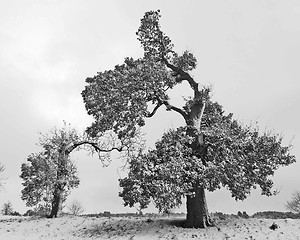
[212,212,239,221]
[237,211,249,218]
[10,211,21,216]
[1,201,13,215]
[103,211,111,217]
[213,212,227,220]
[67,200,84,215]
[252,211,300,219]
[33,205,52,217]
[84,211,150,218]
[22,204,53,217]
[23,210,36,216]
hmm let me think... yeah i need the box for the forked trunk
[185,185,214,228]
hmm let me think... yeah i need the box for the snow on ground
[0,215,300,239]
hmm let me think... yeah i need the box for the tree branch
[162,100,189,122]
[147,91,189,121]
[146,102,163,118]
[162,57,199,93]
[66,141,123,155]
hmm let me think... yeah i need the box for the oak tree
[119,102,295,227]
[82,10,295,228]
[21,122,123,218]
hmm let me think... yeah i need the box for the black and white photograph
[0,0,299,239]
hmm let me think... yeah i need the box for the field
[1,214,300,240]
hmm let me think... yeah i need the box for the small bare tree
[1,201,13,215]
[286,191,300,213]
[67,200,84,215]
[0,163,5,190]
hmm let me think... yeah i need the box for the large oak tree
[82,10,295,228]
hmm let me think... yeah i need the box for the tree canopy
[82,10,296,227]
[20,124,81,214]
[82,10,200,142]
[20,122,131,218]
[119,101,295,212]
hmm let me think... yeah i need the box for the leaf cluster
[136,10,174,60]
[82,10,198,142]
[119,101,295,211]
[20,152,79,207]
[20,124,81,208]
[38,122,82,155]
[119,127,194,212]
[82,57,175,139]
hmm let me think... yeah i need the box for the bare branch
[0,163,5,190]
[66,140,123,155]
[67,200,84,215]
[286,191,300,213]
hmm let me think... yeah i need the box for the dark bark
[48,187,63,218]
[48,151,67,218]
[185,185,214,228]
[46,140,112,219]
[184,97,213,228]
[184,127,213,228]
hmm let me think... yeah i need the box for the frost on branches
[82,10,295,228]
[20,122,125,218]
[20,124,81,217]
[119,101,295,212]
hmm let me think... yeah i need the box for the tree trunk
[184,90,211,228]
[48,151,67,218]
[185,125,212,228]
[48,187,63,218]
[185,185,213,228]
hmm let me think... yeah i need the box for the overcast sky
[0,0,299,215]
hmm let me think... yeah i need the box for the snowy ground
[0,215,299,239]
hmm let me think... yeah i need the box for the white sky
[0,0,299,215]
